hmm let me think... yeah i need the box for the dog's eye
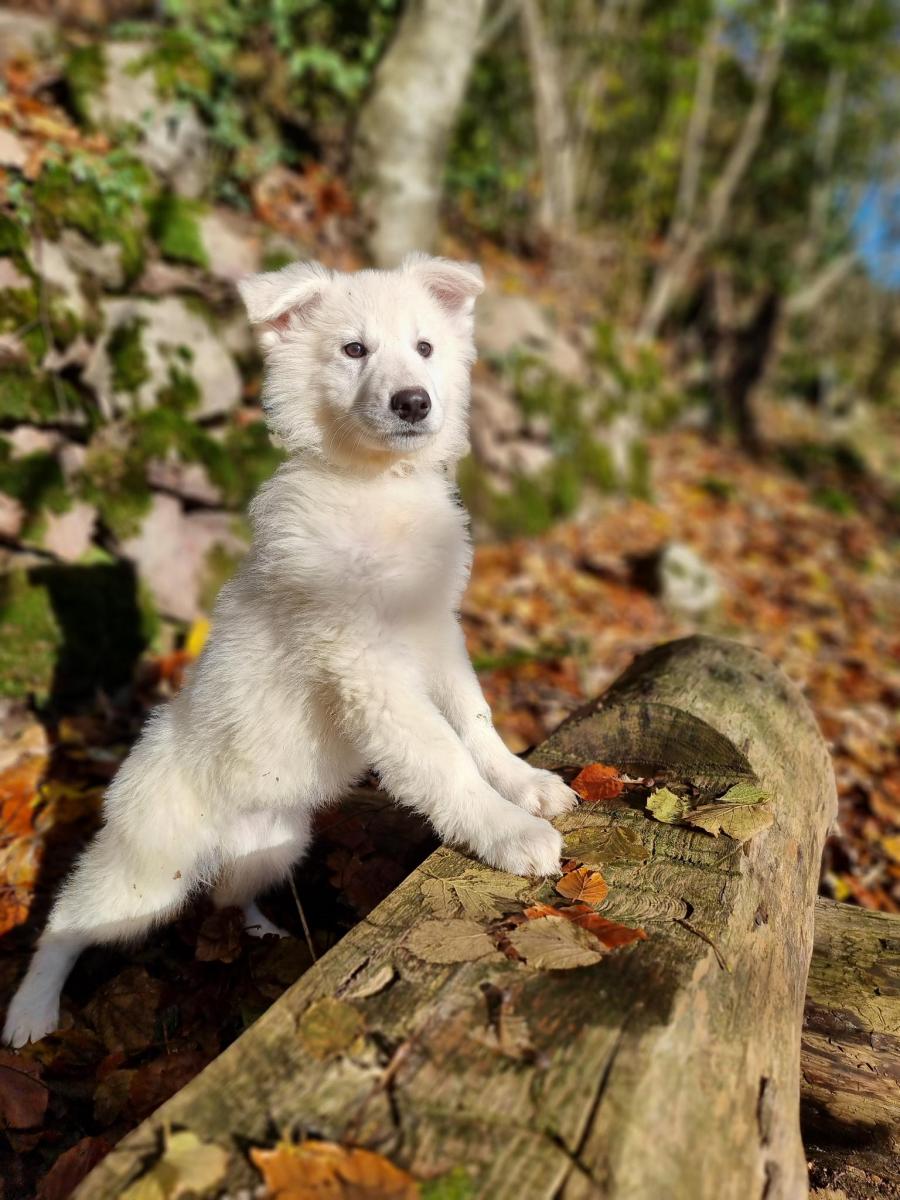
[343,342,367,359]
[417,340,433,358]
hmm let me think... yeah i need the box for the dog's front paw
[481,810,563,878]
[492,759,578,820]
[3,990,59,1048]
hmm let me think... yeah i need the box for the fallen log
[803,899,900,1157]
[76,635,849,1199]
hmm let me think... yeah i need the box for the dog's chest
[345,480,470,612]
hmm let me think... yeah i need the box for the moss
[0,214,34,276]
[0,367,86,425]
[78,441,153,540]
[0,571,61,701]
[0,443,70,518]
[32,157,154,283]
[155,363,201,413]
[151,194,209,268]
[0,562,152,705]
[65,43,106,127]
[813,486,856,516]
[107,317,150,394]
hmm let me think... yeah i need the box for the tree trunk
[639,0,791,339]
[74,636,846,1200]
[520,0,576,241]
[352,0,487,267]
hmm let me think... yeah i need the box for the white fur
[2,255,575,1048]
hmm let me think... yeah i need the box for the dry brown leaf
[570,763,624,803]
[555,866,608,905]
[0,1051,48,1129]
[250,1138,418,1199]
[297,998,364,1060]
[507,916,605,969]
[405,918,497,964]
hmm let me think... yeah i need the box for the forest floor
[0,425,898,1199]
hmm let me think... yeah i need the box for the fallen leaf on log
[344,964,396,1001]
[405,918,498,964]
[524,902,647,949]
[250,1138,418,1199]
[555,866,608,905]
[420,871,524,920]
[121,1129,229,1200]
[646,786,691,823]
[563,825,649,867]
[570,762,624,802]
[686,802,774,840]
[297,998,365,1060]
[508,915,605,968]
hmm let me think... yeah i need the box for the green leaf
[646,786,691,823]
[685,803,774,841]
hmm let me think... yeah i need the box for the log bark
[76,635,845,1200]
[803,899,900,1153]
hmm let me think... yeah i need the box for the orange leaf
[250,1139,418,1199]
[555,867,608,905]
[524,901,646,950]
[568,909,648,950]
[570,763,624,803]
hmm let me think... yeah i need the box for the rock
[657,543,722,618]
[0,494,24,540]
[6,427,63,458]
[476,292,584,380]
[42,502,96,563]
[121,494,246,621]
[0,12,57,68]
[59,229,124,290]
[146,457,223,507]
[0,259,31,292]
[198,209,261,281]
[27,240,87,323]
[85,42,211,198]
[84,296,242,421]
[0,129,27,172]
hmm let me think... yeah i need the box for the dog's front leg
[425,621,577,820]
[330,647,562,876]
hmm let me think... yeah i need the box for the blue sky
[854,185,900,290]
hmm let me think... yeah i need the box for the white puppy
[3,254,575,1048]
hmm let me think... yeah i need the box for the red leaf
[570,763,624,803]
[0,1051,48,1129]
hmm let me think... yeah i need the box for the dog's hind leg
[2,819,205,1047]
[212,809,313,939]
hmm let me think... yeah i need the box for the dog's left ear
[237,261,333,349]
[403,254,484,319]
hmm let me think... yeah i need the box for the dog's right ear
[237,261,332,349]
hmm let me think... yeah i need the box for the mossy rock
[0,367,87,426]
[151,193,209,269]
[0,562,151,705]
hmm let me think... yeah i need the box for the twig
[288,872,317,962]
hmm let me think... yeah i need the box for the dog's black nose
[390,387,431,424]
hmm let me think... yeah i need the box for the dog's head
[238,254,484,469]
